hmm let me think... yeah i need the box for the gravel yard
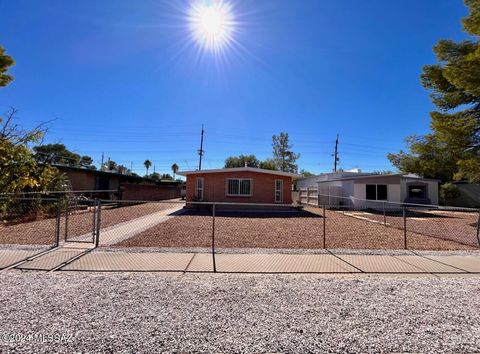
[116,208,474,250]
[337,208,479,247]
[0,201,183,245]
[0,271,479,353]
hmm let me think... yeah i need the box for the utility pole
[333,134,339,172]
[198,124,205,171]
[153,165,156,174]
[101,152,104,171]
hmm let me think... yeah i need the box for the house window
[408,185,426,199]
[275,179,283,203]
[366,184,388,201]
[195,177,204,201]
[226,178,252,196]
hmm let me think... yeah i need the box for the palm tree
[171,163,179,180]
[144,159,152,177]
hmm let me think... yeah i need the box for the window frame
[275,179,283,203]
[225,178,253,197]
[195,177,204,201]
[365,184,388,201]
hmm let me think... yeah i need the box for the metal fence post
[307,187,310,205]
[95,199,101,248]
[403,207,407,249]
[383,202,387,226]
[323,204,326,249]
[55,197,62,247]
[212,203,217,272]
[476,209,480,248]
[64,198,69,242]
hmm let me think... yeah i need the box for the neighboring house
[177,167,302,205]
[296,170,375,190]
[55,165,181,200]
[297,171,439,206]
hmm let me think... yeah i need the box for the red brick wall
[119,183,181,201]
[185,171,292,204]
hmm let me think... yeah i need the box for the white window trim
[225,178,253,197]
[195,177,204,201]
[275,179,283,203]
[366,184,388,201]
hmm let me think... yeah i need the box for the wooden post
[403,207,407,249]
[307,187,310,205]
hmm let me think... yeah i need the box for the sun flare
[189,0,235,54]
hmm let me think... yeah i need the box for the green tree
[388,0,480,183]
[144,159,152,176]
[0,108,65,194]
[105,159,117,172]
[259,158,277,170]
[117,165,130,175]
[299,169,315,177]
[33,144,81,166]
[171,163,179,179]
[272,132,300,173]
[440,182,461,205]
[161,173,173,180]
[0,46,14,87]
[80,155,95,169]
[149,172,161,181]
[224,154,260,168]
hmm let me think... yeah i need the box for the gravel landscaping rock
[116,208,474,251]
[0,201,184,246]
[0,271,479,353]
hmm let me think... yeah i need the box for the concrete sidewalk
[60,250,480,274]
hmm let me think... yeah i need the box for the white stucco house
[297,171,439,207]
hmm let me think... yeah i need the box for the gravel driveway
[1,271,479,353]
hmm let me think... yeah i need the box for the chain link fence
[2,192,479,269]
[299,191,480,250]
[0,195,62,249]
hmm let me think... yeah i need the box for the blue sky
[0,0,470,177]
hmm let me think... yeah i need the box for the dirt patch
[116,207,475,250]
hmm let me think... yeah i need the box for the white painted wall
[388,184,401,203]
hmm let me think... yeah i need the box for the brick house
[178,167,301,205]
[55,165,181,200]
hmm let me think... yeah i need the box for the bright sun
[189,0,235,54]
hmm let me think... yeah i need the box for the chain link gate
[63,197,100,245]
